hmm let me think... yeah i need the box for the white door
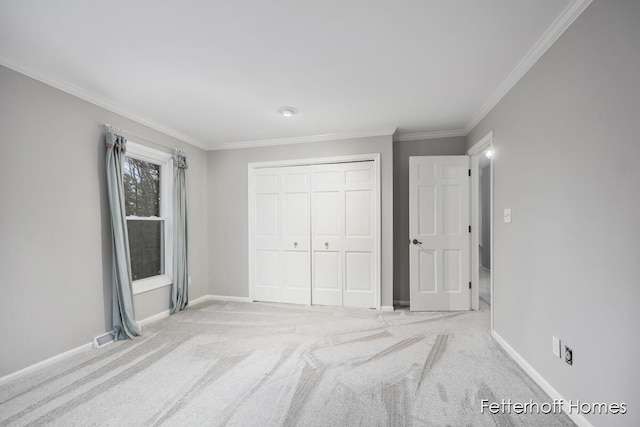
[281,166,311,304]
[311,163,343,306]
[311,162,377,308]
[409,156,470,311]
[251,158,379,309]
[252,167,282,303]
[342,161,376,308]
[252,166,311,305]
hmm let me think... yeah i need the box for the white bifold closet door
[252,161,376,309]
[311,161,376,308]
[253,166,311,305]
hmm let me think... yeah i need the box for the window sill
[133,274,172,295]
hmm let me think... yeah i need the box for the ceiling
[0,0,589,150]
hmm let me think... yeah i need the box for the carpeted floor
[0,299,574,426]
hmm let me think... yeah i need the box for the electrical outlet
[565,346,573,366]
[552,336,561,358]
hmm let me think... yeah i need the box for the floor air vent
[93,331,115,348]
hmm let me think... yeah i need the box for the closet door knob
[324,242,329,249]
[293,241,298,248]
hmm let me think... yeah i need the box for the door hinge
[468,169,471,177]
[468,225,471,233]
[469,281,472,289]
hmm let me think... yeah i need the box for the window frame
[124,141,173,295]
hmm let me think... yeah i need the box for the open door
[409,156,470,311]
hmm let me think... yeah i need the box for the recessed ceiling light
[278,106,298,117]
[484,149,493,159]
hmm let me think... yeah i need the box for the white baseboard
[381,306,395,312]
[189,295,210,306]
[0,295,251,385]
[491,330,593,427]
[0,341,93,386]
[206,294,251,303]
[138,293,242,325]
[393,300,410,306]
[137,309,171,328]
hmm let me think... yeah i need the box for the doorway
[468,132,493,324]
[478,152,491,309]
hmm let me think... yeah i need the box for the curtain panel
[171,153,189,314]
[105,131,141,339]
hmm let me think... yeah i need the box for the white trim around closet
[247,153,382,310]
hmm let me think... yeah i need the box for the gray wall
[0,65,208,377]
[392,137,468,303]
[207,136,394,306]
[480,164,491,269]
[467,1,639,425]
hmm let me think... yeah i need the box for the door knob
[412,239,422,245]
[293,241,298,248]
[324,242,329,249]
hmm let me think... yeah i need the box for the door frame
[247,153,382,310]
[467,131,494,327]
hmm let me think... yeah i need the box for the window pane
[127,220,164,281]
[123,157,160,217]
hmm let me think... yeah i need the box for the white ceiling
[0,0,589,150]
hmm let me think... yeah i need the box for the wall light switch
[504,208,512,223]
[552,336,561,358]
[188,276,192,286]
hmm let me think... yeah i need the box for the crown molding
[1,0,592,151]
[393,129,467,142]
[463,0,593,134]
[0,55,208,150]
[212,128,397,151]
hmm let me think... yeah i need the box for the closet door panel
[255,193,279,248]
[345,252,373,291]
[311,164,343,306]
[343,162,376,308]
[254,168,280,250]
[281,166,310,304]
[282,192,310,250]
[312,191,341,249]
[253,168,282,302]
[283,251,310,303]
[312,251,341,306]
[253,250,280,302]
[251,160,378,309]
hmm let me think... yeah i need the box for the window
[123,141,173,294]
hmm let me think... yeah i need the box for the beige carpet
[0,300,574,426]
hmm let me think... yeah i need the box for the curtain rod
[104,123,186,155]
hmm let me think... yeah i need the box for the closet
[249,159,379,309]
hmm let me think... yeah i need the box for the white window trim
[125,141,173,295]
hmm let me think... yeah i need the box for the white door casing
[409,156,470,311]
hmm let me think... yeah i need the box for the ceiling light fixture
[278,106,298,117]
[484,149,493,159]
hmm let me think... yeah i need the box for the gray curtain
[105,131,142,339]
[171,153,189,314]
